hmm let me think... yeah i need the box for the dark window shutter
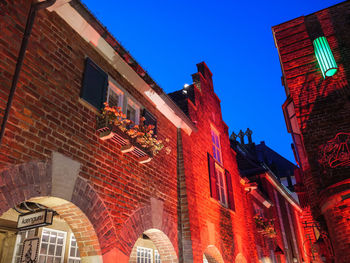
[81,58,108,110]
[225,169,235,211]
[208,153,218,200]
[142,108,157,135]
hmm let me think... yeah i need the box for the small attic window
[313,36,338,78]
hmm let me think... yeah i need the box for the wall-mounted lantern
[313,36,338,78]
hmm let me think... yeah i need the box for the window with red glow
[216,164,227,206]
[211,128,222,164]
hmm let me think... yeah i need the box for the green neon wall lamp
[313,36,338,78]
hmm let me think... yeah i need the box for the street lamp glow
[313,36,338,78]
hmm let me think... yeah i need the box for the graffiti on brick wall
[319,132,350,168]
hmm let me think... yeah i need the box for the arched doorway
[0,197,102,263]
[203,245,224,263]
[0,158,117,263]
[129,229,178,263]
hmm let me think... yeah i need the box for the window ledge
[209,197,235,214]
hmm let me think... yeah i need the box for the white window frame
[126,98,140,125]
[38,228,67,263]
[154,249,161,263]
[137,246,153,263]
[11,229,36,263]
[211,127,223,164]
[107,80,124,109]
[107,77,141,125]
[68,233,81,263]
[215,164,228,207]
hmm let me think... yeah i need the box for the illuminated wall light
[313,36,338,78]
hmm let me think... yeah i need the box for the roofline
[47,0,197,134]
[272,1,346,31]
[262,169,302,213]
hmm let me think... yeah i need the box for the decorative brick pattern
[0,161,104,259]
[0,161,51,215]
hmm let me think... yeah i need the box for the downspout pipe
[0,0,56,144]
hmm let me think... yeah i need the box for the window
[154,250,161,263]
[211,128,222,164]
[12,229,36,263]
[68,234,81,263]
[216,165,227,206]
[81,58,158,134]
[137,247,153,263]
[208,153,235,211]
[107,81,124,108]
[38,228,66,263]
[126,98,140,125]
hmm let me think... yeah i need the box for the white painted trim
[107,80,124,109]
[51,3,194,135]
[68,233,81,262]
[40,228,67,263]
[263,172,302,213]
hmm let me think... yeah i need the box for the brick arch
[31,196,103,261]
[203,245,225,263]
[129,229,178,263]
[116,203,178,262]
[0,161,116,261]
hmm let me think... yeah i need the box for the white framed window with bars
[211,127,222,164]
[68,233,81,263]
[38,228,66,263]
[12,229,36,263]
[137,246,153,263]
[107,80,124,109]
[154,250,161,263]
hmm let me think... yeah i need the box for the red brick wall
[0,0,179,259]
[179,63,254,263]
[272,2,350,262]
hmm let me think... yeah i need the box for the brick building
[272,1,350,262]
[230,132,306,263]
[0,0,194,262]
[0,0,307,263]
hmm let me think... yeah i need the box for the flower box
[96,115,154,164]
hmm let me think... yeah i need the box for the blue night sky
[81,0,343,163]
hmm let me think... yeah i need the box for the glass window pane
[48,244,55,255]
[56,245,62,256]
[39,255,46,263]
[57,235,64,245]
[70,247,76,257]
[47,256,53,263]
[49,232,57,243]
[41,243,48,254]
[42,232,49,243]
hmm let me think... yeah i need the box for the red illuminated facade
[273,1,350,262]
[0,0,306,262]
